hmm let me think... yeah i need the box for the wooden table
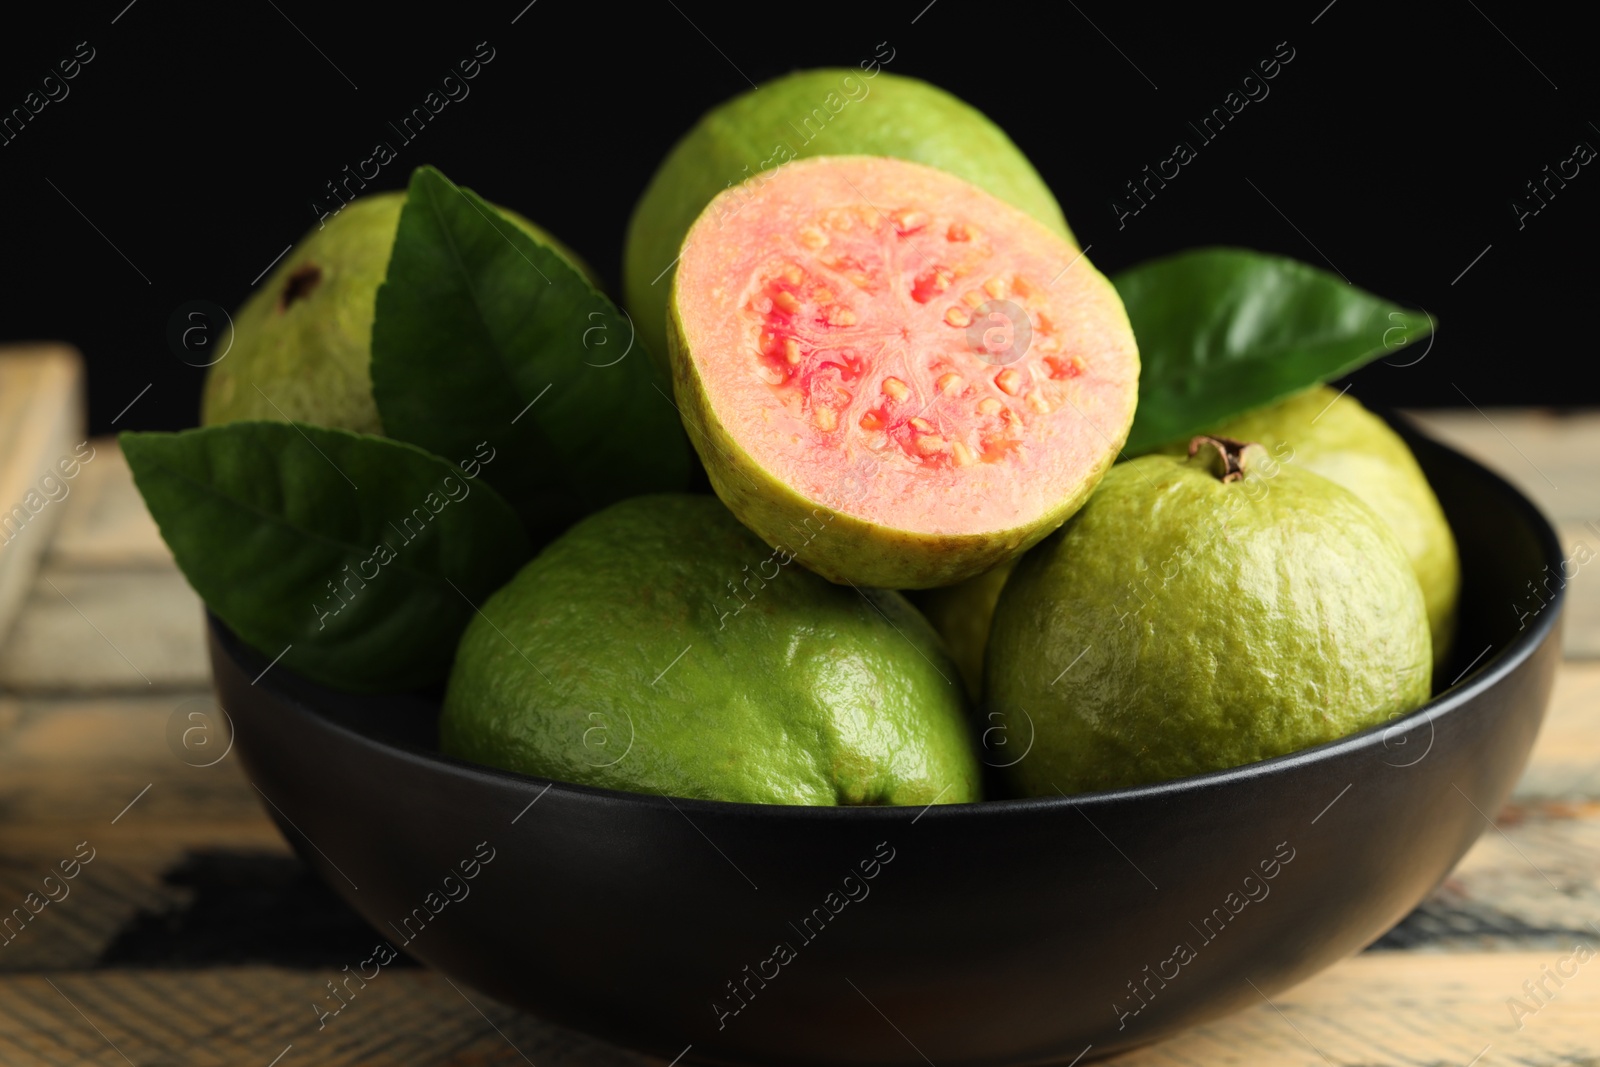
[1,411,1596,1066]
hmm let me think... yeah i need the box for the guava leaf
[1113,248,1435,453]
[121,422,530,693]
[370,165,692,544]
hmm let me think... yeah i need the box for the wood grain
[1406,409,1600,661]
[0,568,208,692]
[1556,520,1600,660]
[0,691,282,975]
[0,566,208,694]
[0,435,207,693]
[2,953,1597,1067]
[0,346,84,650]
[48,440,172,571]
[1518,663,1600,799]
[1406,407,1600,522]
[1110,951,1600,1066]
[0,968,657,1067]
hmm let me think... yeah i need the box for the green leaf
[370,165,691,544]
[122,422,531,693]
[1113,248,1435,453]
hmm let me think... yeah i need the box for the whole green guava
[1171,386,1460,673]
[625,68,1073,367]
[202,192,585,434]
[440,494,980,806]
[989,438,1432,796]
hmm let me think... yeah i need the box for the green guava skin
[439,494,980,806]
[203,195,401,435]
[202,192,587,435]
[989,447,1432,796]
[911,559,1017,702]
[625,68,1074,368]
[1171,386,1461,674]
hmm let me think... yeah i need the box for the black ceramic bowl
[213,421,1564,1067]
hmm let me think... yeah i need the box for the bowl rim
[218,416,1566,823]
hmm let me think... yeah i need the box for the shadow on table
[97,850,420,969]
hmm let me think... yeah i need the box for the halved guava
[668,156,1139,589]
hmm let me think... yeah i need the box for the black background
[1,0,1591,435]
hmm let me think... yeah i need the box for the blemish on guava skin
[279,264,323,311]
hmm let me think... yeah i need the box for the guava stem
[1188,435,1253,483]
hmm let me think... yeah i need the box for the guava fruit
[668,156,1140,590]
[202,192,585,434]
[439,493,979,806]
[990,437,1432,796]
[911,559,1017,701]
[626,68,1073,366]
[1168,386,1460,673]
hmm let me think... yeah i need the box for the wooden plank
[1557,520,1600,659]
[0,434,206,693]
[0,345,85,650]
[1110,950,1600,1066]
[47,437,172,570]
[1404,410,1599,659]
[1518,663,1600,799]
[0,693,291,971]
[0,951,1596,1066]
[0,968,658,1067]
[0,567,208,692]
[0,852,192,971]
[1405,408,1600,522]
[1378,797,1600,952]
[0,691,274,834]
